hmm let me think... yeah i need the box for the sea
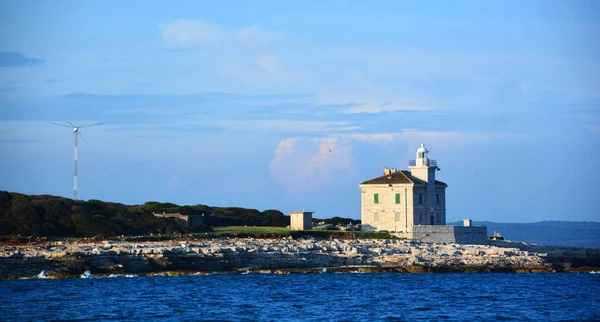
[1,272,599,321]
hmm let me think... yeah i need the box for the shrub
[313,224,338,231]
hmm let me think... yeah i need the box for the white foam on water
[36,271,46,279]
[81,271,92,278]
[322,268,327,273]
[108,273,138,278]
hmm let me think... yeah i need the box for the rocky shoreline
[1,237,599,279]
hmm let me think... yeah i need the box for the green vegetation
[0,190,374,240]
[144,201,289,227]
[207,226,397,240]
[212,226,290,234]
[0,191,200,237]
[0,191,288,238]
[313,216,359,226]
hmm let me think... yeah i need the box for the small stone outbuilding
[290,212,313,230]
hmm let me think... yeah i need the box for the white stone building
[289,211,313,230]
[359,144,447,233]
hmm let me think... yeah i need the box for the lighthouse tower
[409,143,441,225]
[409,143,437,182]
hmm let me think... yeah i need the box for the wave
[108,274,138,278]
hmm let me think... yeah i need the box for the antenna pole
[50,121,101,200]
[74,128,78,200]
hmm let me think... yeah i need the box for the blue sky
[1,1,599,222]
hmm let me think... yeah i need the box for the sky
[1,1,599,223]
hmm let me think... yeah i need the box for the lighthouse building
[359,143,447,233]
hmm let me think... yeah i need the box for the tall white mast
[50,122,101,200]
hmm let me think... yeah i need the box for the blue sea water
[1,273,599,321]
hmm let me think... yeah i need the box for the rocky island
[2,236,599,279]
[1,191,599,279]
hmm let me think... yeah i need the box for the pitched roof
[360,170,447,186]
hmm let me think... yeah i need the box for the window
[419,193,422,205]
[374,193,379,204]
[395,193,401,204]
[395,211,401,222]
[374,212,379,222]
[437,194,440,205]
[419,212,422,222]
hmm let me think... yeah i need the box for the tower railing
[409,159,437,167]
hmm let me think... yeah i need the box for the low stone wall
[153,213,204,230]
[412,225,488,245]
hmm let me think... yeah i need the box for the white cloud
[310,137,351,169]
[314,91,438,114]
[268,129,520,193]
[397,130,526,146]
[520,82,531,94]
[159,20,292,84]
[346,48,531,81]
[194,118,357,133]
[275,138,296,154]
[160,19,284,51]
[344,133,397,144]
[256,53,281,73]
[235,25,285,46]
[343,100,430,114]
[153,18,595,124]
[270,137,352,192]
[344,129,531,157]
[160,19,223,48]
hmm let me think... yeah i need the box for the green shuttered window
[374,193,379,204]
[395,193,401,204]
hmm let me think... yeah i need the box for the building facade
[290,211,313,230]
[359,144,447,233]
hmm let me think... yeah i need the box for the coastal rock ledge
[1,237,599,279]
